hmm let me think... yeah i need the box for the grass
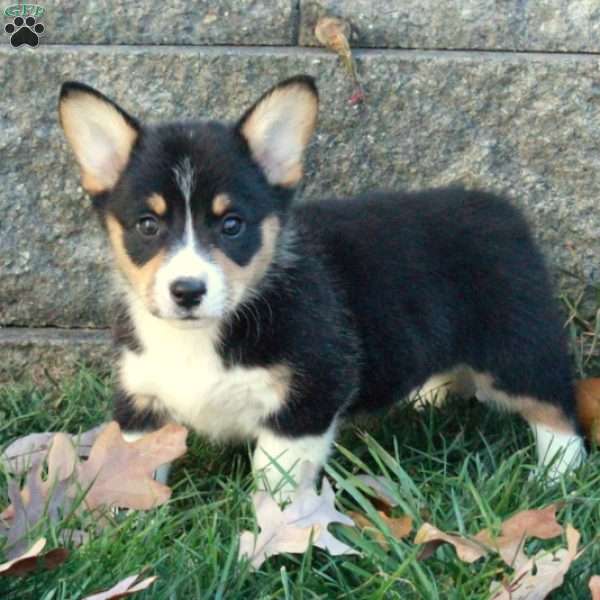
[1,278,600,599]
[1,372,600,599]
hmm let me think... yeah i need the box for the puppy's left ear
[237,75,318,188]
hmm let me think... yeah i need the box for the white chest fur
[119,299,289,441]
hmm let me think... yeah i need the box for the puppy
[58,75,585,495]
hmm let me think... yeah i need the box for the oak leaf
[82,573,158,600]
[415,505,564,567]
[77,422,187,511]
[2,425,104,475]
[414,522,488,562]
[349,510,412,550]
[489,524,580,600]
[474,504,563,569]
[0,538,68,577]
[239,477,357,568]
[1,422,188,559]
[355,474,399,512]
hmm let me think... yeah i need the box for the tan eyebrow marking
[147,193,167,216]
[212,193,231,217]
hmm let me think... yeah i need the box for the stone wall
[1,1,600,382]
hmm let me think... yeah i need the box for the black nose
[170,278,207,308]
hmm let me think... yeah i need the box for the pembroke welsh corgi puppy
[58,75,585,495]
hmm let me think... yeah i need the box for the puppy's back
[293,188,568,411]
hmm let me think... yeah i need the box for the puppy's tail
[575,378,600,444]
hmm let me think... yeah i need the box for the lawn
[1,280,599,599]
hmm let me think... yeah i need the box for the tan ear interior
[240,83,318,188]
[60,91,138,194]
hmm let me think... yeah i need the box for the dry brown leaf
[0,538,46,575]
[0,538,68,577]
[238,492,316,568]
[1,422,188,557]
[82,573,158,600]
[314,16,364,105]
[0,433,81,559]
[315,16,351,58]
[576,378,600,443]
[239,477,357,568]
[2,425,105,475]
[589,575,600,600]
[354,475,399,513]
[1,433,77,524]
[475,505,563,569]
[349,510,412,550]
[1,478,39,558]
[490,524,580,600]
[416,505,564,568]
[78,422,187,510]
[414,522,489,563]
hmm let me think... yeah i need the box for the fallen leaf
[287,478,358,556]
[239,477,357,568]
[238,493,316,568]
[490,524,580,600]
[2,425,104,475]
[576,378,600,444]
[82,574,158,600]
[590,576,600,600]
[314,16,364,105]
[475,505,563,569]
[1,432,80,553]
[415,505,564,567]
[0,538,46,575]
[0,538,68,577]
[414,522,488,562]
[2,479,34,558]
[1,422,188,557]
[349,510,412,550]
[354,474,399,512]
[78,422,187,510]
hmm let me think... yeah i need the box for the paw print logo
[4,15,45,48]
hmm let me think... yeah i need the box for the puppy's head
[58,76,318,325]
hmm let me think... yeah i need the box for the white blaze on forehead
[173,157,195,206]
[173,156,196,247]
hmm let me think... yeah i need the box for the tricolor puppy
[59,76,585,495]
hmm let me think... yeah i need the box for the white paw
[530,424,586,482]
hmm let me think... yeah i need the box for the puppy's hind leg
[473,373,586,480]
[529,423,585,480]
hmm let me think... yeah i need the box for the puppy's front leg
[253,422,338,499]
[114,389,171,484]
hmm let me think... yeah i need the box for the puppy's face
[59,77,318,324]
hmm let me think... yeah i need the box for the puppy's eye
[136,215,160,237]
[221,214,245,238]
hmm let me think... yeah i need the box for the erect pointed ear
[59,82,140,195]
[236,75,318,188]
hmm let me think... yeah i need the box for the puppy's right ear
[59,82,139,195]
